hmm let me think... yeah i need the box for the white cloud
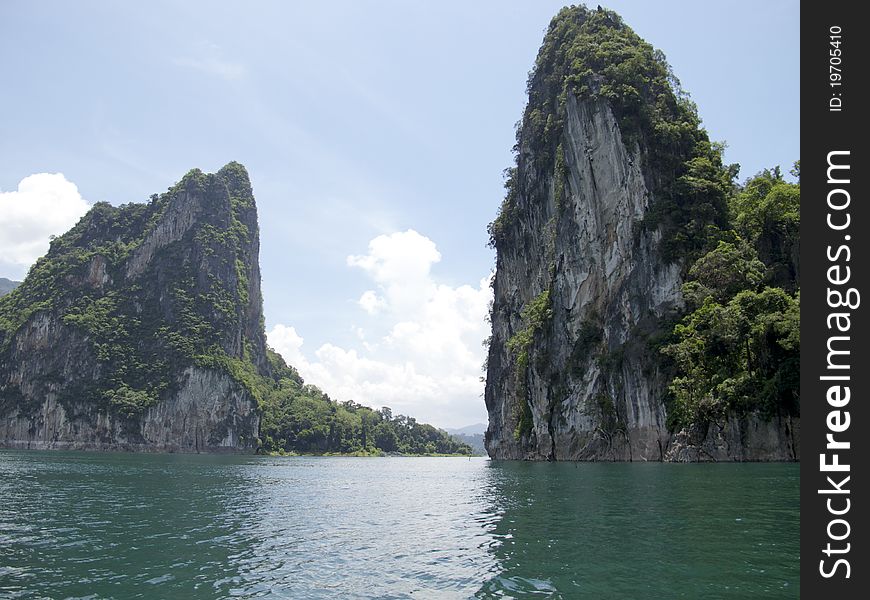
[268,229,492,429]
[358,290,386,314]
[347,229,442,316]
[266,324,308,371]
[347,229,441,283]
[0,173,91,278]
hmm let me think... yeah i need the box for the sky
[0,0,799,429]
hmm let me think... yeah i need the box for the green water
[0,451,798,598]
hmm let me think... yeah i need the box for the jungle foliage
[258,350,472,456]
[663,167,800,429]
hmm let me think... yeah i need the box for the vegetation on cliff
[663,167,800,429]
[505,290,552,440]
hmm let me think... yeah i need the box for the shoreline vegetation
[262,450,479,458]
[257,348,475,457]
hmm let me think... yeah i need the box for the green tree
[682,238,765,306]
[373,423,399,452]
[729,167,800,290]
[663,288,799,428]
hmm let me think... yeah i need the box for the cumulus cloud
[347,229,441,315]
[266,324,308,370]
[0,173,91,278]
[268,229,492,429]
[347,229,441,283]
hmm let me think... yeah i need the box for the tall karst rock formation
[0,163,268,451]
[484,7,798,461]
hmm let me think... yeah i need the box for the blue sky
[0,1,799,428]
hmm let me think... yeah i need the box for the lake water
[0,451,798,598]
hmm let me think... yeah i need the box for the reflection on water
[0,451,798,599]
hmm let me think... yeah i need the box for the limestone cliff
[0,163,266,452]
[484,7,798,461]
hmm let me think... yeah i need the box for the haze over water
[0,451,798,598]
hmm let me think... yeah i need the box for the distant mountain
[0,278,20,297]
[450,433,486,456]
[445,423,486,436]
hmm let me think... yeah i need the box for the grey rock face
[125,189,202,279]
[0,367,258,452]
[666,413,800,462]
[486,95,678,461]
[484,95,797,461]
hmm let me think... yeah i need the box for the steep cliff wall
[486,94,679,460]
[484,7,797,461]
[0,163,266,452]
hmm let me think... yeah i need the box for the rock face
[0,163,266,452]
[486,94,677,461]
[484,7,797,461]
[666,413,800,462]
[0,367,258,452]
